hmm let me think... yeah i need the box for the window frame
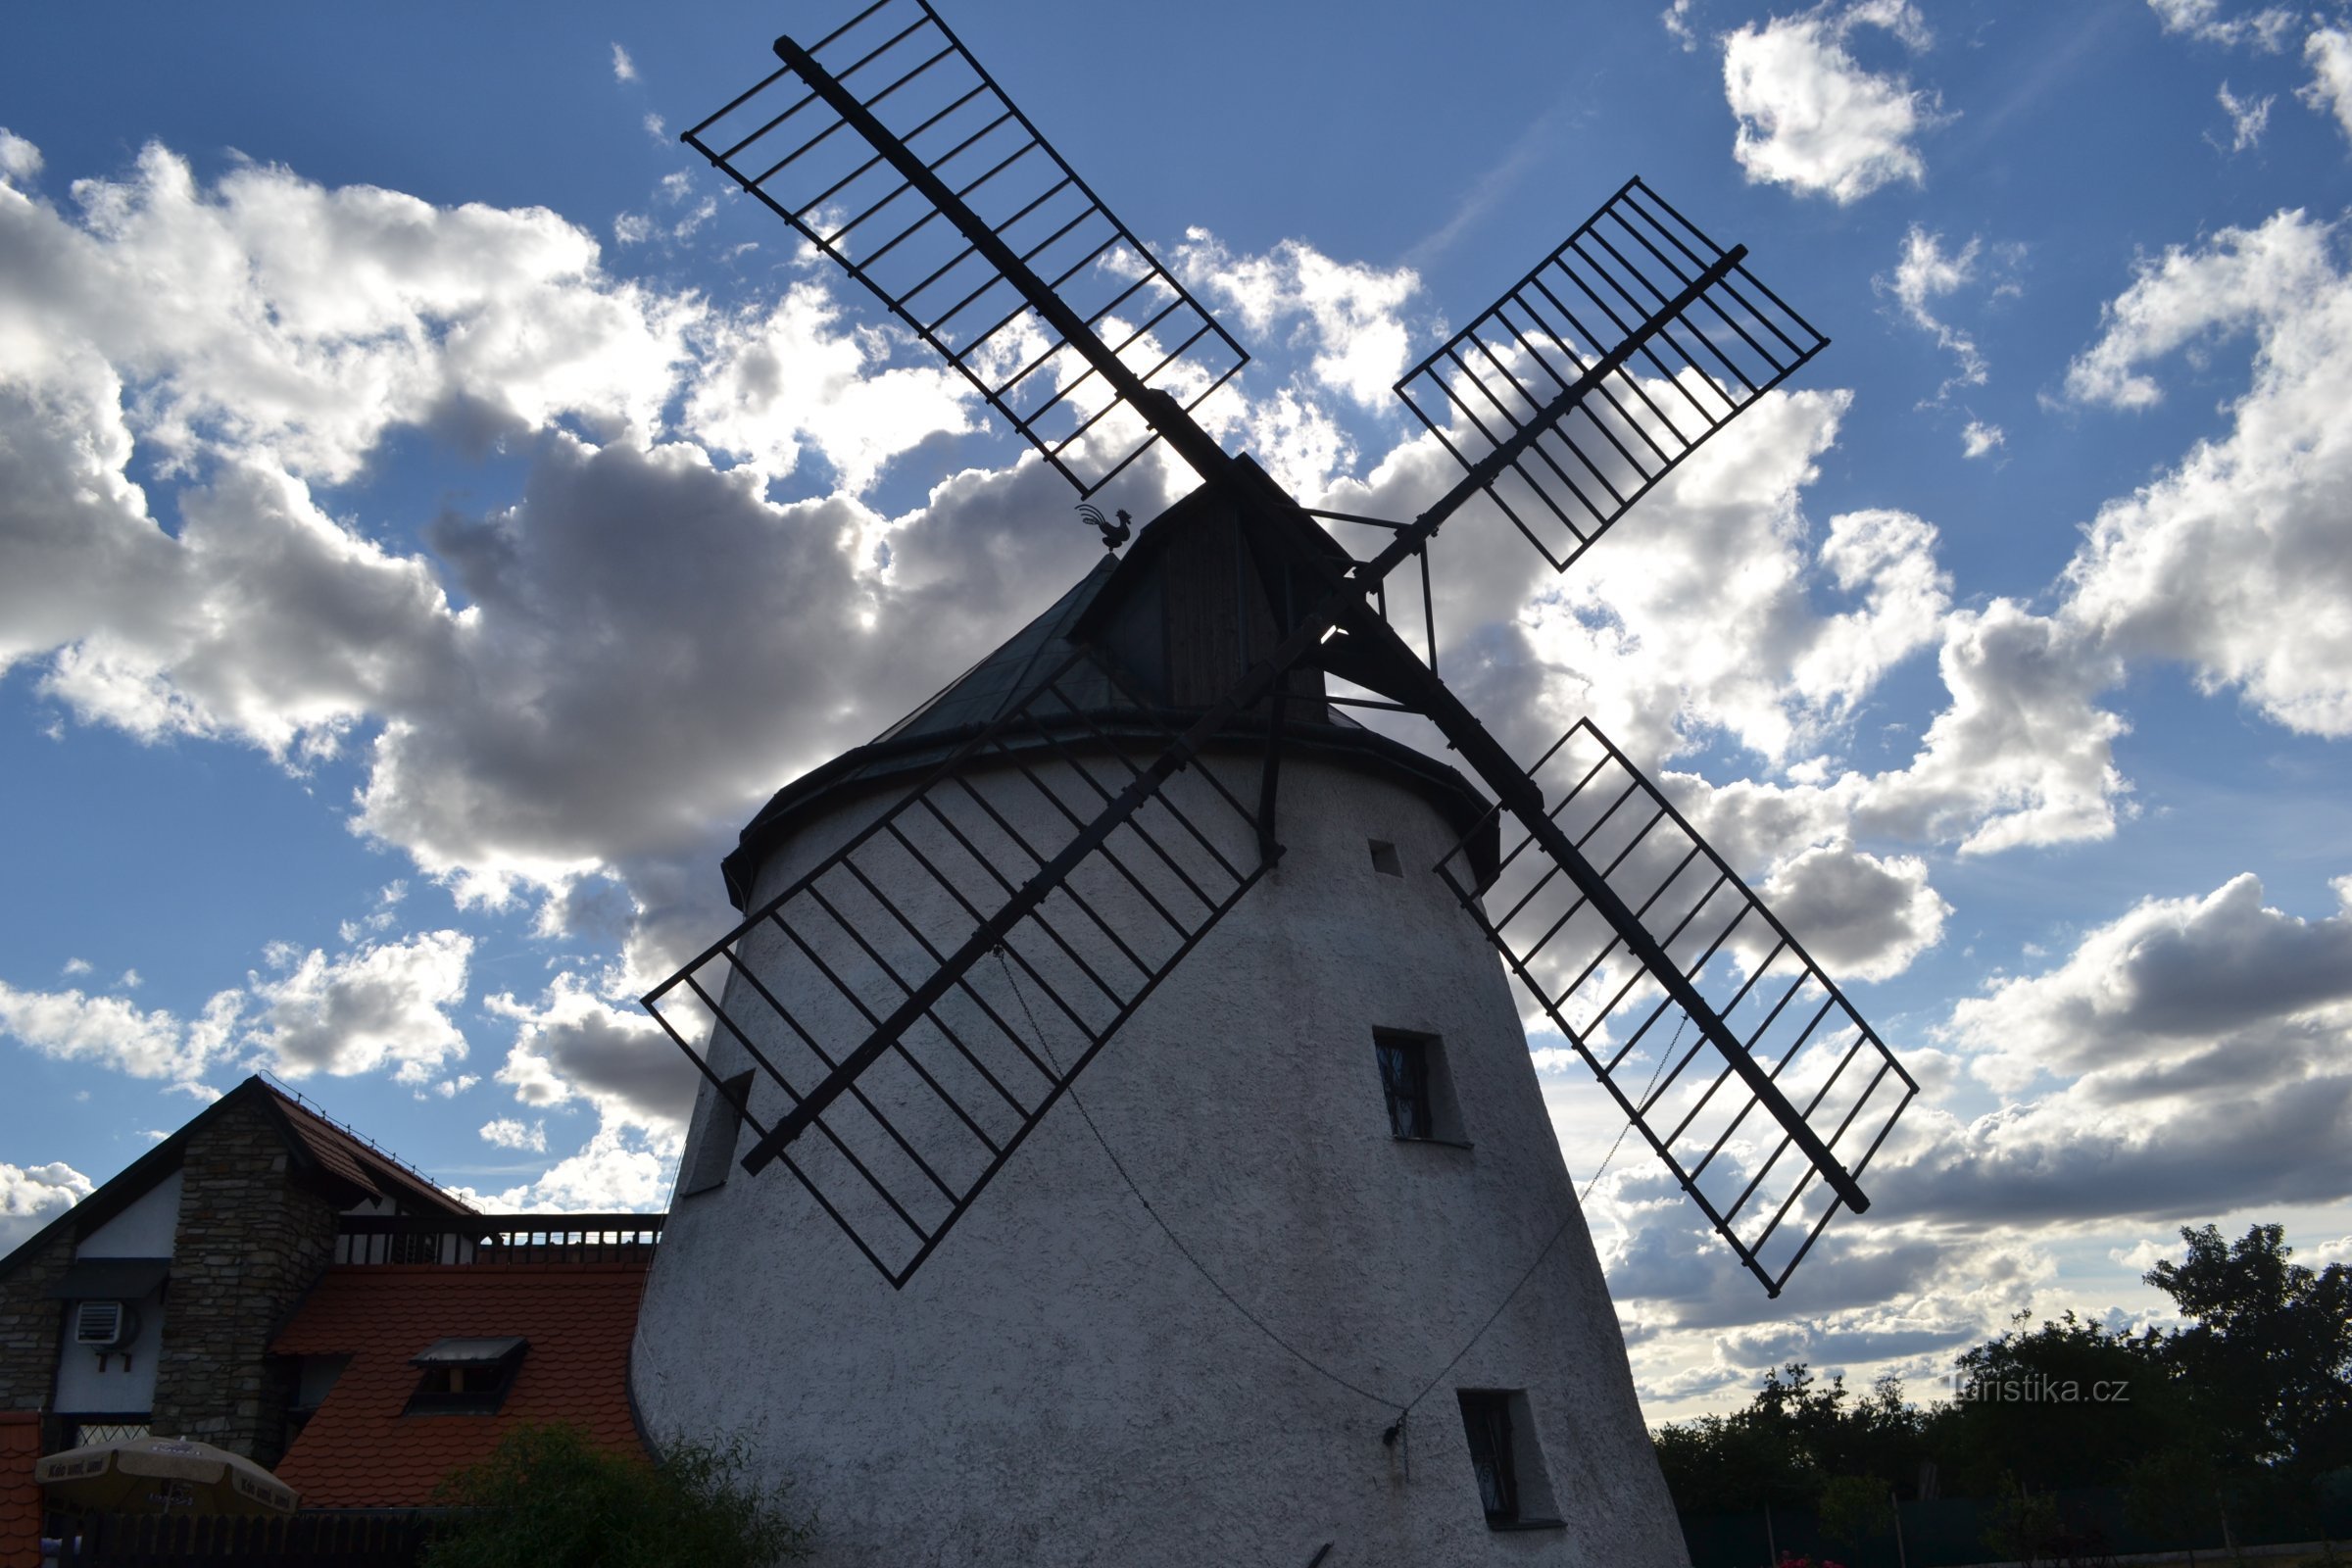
[1455,1388,1564,1531]
[1373,1029,1470,1148]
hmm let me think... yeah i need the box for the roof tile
[263,1086,477,1216]
[271,1264,648,1508]
[0,1411,43,1568]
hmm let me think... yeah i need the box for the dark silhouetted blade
[681,0,1247,496]
[643,648,1273,1288]
[1434,719,1916,1296]
[1396,176,1829,573]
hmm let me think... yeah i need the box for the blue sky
[4,0,2351,1419]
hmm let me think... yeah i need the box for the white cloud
[1945,872,2352,1094]
[1883,226,1988,393]
[2063,210,2352,736]
[2302,28,2352,142]
[610,43,638,83]
[0,1159,90,1251]
[1664,0,1700,51]
[2216,82,2275,151]
[682,283,978,492]
[487,971,693,1139]
[455,1124,676,1212]
[0,129,40,187]
[1174,231,1420,407]
[1960,419,2004,458]
[480,1117,547,1152]
[0,981,239,1085]
[1721,2,1940,204]
[60,957,90,977]
[2149,0,2296,52]
[244,930,473,1084]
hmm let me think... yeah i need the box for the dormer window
[404,1337,527,1415]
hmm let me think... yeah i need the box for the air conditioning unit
[74,1299,136,1349]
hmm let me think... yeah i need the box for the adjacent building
[0,1075,659,1515]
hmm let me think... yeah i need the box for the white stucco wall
[632,746,1688,1567]
[54,1169,181,1413]
[76,1170,180,1257]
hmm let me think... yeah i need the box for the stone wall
[0,1231,72,1415]
[149,1098,339,1464]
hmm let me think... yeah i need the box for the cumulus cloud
[2062,210,2352,735]
[1817,872,2352,1237]
[1960,419,2004,459]
[454,1124,677,1212]
[480,1117,547,1152]
[244,930,473,1085]
[0,981,239,1086]
[487,971,694,1140]
[1722,1,1940,204]
[610,43,638,83]
[0,1159,90,1251]
[1946,872,2352,1093]
[0,130,40,187]
[2301,28,2352,142]
[1174,231,1419,408]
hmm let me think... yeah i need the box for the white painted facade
[53,1170,180,1415]
[633,744,1688,1567]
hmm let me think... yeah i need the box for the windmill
[630,3,1919,1559]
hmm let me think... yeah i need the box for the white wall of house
[51,1285,165,1415]
[76,1171,180,1257]
[52,1169,181,1415]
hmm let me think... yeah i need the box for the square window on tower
[1456,1389,1563,1530]
[1373,1030,1466,1146]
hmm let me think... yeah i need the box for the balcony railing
[334,1213,663,1265]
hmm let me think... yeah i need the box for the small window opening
[1374,1029,1467,1145]
[681,1070,756,1198]
[1457,1389,1562,1530]
[1369,839,1403,877]
[1377,1036,1433,1139]
[404,1337,526,1416]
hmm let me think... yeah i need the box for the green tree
[424,1422,811,1568]
[1928,1310,2176,1494]
[2145,1222,2352,1479]
[1817,1473,1895,1551]
[1652,1363,1927,1513]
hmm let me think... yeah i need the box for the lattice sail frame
[643,648,1272,1287]
[681,0,1248,496]
[1396,176,1828,574]
[1433,720,1918,1295]
[658,2,1913,1297]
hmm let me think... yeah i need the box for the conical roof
[719,484,1494,908]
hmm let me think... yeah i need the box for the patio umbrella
[35,1434,300,1517]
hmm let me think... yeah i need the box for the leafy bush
[1817,1474,1893,1549]
[423,1422,811,1568]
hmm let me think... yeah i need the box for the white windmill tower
[630,6,1919,1562]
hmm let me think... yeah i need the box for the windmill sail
[658,1,1909,1294]
[644,646,1274,1287]
[1395,176,1828,573]
[1433,720,1918,1296]
[681,0,1247,496]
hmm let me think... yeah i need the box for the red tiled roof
[0,1411,41,1568]
[271,1264,648,1508]
[262,1084,477,1217]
